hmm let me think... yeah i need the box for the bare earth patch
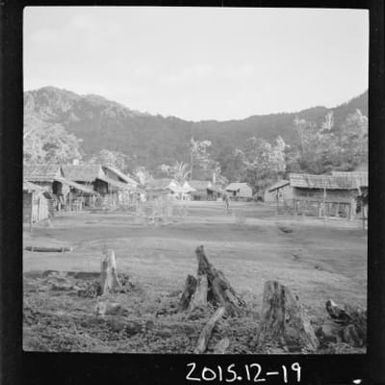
[23,202,367,354]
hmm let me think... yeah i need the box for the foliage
[88,149,131,172]
[288,109,368,174]
[234,136,287,194]
[24,120,82,164]
[161,161,191,184]
[189,138,212,179]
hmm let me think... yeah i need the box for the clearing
[23,201,367,353]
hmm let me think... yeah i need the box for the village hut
[23,181,51,224]
[24,164,73,211]
[264,180,292,204]
[62,164,137,208]
[24,164,65,195]
[145,178,174,201]
[225,182,253,201]
[289,173,367,219]
[206,183,224,201]
[331,171,368,220]
[189,180,210,200]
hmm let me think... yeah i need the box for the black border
[1,1,384,384]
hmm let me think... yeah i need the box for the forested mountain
[24,86,368,184]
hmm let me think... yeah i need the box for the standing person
[223,193,231,214]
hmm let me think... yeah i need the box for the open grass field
[23,201,367,353]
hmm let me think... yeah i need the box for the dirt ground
[23,201,367,353]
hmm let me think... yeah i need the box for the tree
[235,136,287,195]
[134,166,153,185]
[169,161,191,184]
[338,109,368,169]
[24,121,82,164]
[89,149,130,172]
[190,138,212,180]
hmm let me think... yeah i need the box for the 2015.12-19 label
[186,362,301,383]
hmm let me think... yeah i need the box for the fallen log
[181,245,245,316]
[25,246,72,252]
[256,280,319,352]
[100,249,122,295]
[194,306,225,354]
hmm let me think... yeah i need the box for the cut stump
[100,249,122,295]
[256,280,319,352]
[179,245,245,316]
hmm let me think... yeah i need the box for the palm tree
[172,161,191,185]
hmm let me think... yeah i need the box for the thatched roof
[102,165,138,186]
[146,178,173,190]
[24,164,63,181]
[23,180,46,192]
[289,173,365,190]
[226,182,251,191]
[98,176,137,191]
[268,180,290,192]
[62,164,105,182]
[189,180,210,191]
[56,178,98,195]
[331,171,368,187]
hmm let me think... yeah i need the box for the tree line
[24,109,367,194]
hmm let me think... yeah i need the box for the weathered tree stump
[100,249,122,295]
[179,245,245,316]
[194,306,225,354]
[318,299,366,347]
[179,275,197,311]
[256,281,319,352]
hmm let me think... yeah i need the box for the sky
[24,7,368,121]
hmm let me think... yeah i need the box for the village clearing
[23,201,367,354]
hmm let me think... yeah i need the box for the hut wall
[293,188,355,203]
[264,185,293,203]
[23,191,32,223]
[24,192,49,223]
[292,188,357,218]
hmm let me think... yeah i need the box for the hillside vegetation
[24,87,368,190]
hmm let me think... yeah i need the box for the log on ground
[194,306,226,354]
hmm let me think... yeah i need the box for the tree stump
[179,275,197,311]
[179,245,245,316]
[256,281,319,352]
[100,249,122,295]
[194,306,225,354]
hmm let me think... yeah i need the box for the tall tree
[24,121,82,164]
[190,138,212,180]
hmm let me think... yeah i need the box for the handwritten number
[225,364,237,383]
[249,363,263,382]
[291,362,301,382]
[186,362,201,382]
[282,365,288,383]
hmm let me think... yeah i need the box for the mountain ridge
[24,86,368,172]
